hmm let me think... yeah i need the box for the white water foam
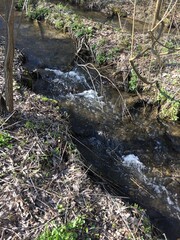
[67,90,105,108]
[122,154,145,171]
[45,68,105,109]
[74,90,103,100]
[122,154,180,219]
[45,68,64,76]
[143,177,180,219]
[45,68,88,84]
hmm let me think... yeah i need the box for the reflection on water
[0,6,75,70]
[14,19,76,70]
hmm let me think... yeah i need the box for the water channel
[0,2,180,239]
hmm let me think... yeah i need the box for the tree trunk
[4,0,14,112]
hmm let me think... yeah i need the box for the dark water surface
[0,2,75,70]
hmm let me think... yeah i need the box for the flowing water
[0,3,180,239]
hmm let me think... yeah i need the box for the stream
[0,3,180,240]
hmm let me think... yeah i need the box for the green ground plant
[27,5,50,20]
[0,131,12,148]
[25,120,35,129]
[97,38,107,47]
[159,100,179,121]
[40,96,58,104]
[131,204,152,237]
[15,0,25,10]
[160,40,177,54]
[71,21,93,37]
[157,91,179,121]
[47,4,93,37]
[96,52,107,65]
[129,69,138,92]
[107,47,120,60]
[37,215,86,240]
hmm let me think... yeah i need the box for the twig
[130,177,154,198]
[151,0,178,32]
[121,213,136,240]
[1,121,21,130]
[131,0,137,58]
[0,227,20,239]
[22,141,36,161]
[76,62,132,119]
[0,110,15,129]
